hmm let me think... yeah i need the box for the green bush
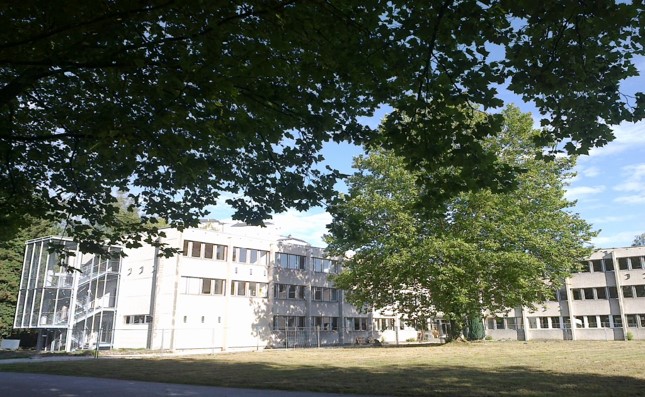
[626,331,634,341]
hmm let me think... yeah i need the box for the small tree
[632,233,645,247]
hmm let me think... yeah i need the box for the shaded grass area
[2,341,645,396]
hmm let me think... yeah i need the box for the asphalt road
[0,372,376,397]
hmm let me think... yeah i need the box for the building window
[629,257,643,269]
[583,288,594,300]
[618,258,629,270]
[587,316,598,328]
[312,287,338,302]
[635,285,645,298]
[312,257,339,273]
[558,288,567,301]
[181,277,225,295]
[607,287,618,299]
[495,317,505,330]
[528,317,537,329]
[345,317,368,331]
[551,317,561,329]
[229,281,268,297]
[182,240,227,260]
[638,314,645,327]
[124,314,152,324]
[599,315,610,328]
[605,260,614,271]
[612,315,623,328]
[626,314,638,327]
[506,317,519,330]
[190,241,201,257]
[539,317,549,329]
[273,315,305,330]
[591,259,603,272]
[275,253,306,270]
[622,286,635,298]
[487,318,495,329]
[578,261,590,272]
[273,284,305,300]
[575,316,584,328]
[596,287,607,299]
[313,316,339,331]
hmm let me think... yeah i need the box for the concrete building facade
[13,222,418,352]
[485,246,645,341]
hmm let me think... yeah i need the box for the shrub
[626,331,634,341]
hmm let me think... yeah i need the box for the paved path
[0,372,380,397]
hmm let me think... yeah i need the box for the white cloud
[588,120,645,157]
[588,215,630,224]
[271,209,332,247]
[612,164,645,203]
[591,231,641,249]
[581,166,600,178]
[565,185,606,201]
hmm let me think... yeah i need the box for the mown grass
[1,341,645,396]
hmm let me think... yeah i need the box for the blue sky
[206,62,645,250]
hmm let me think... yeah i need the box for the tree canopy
[326,106,597,339]
[0,1,641,255]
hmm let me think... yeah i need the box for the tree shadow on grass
[2,357,645,396]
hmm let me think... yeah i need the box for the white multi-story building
[13,221,419,352]
[15,222,644,351]
[485,246,645,341]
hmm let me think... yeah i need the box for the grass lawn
[1,341,645,396]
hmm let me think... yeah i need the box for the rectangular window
[313,316,339,331]
[213,279,224,295]
[528,317,537,329]
[599,315,610,328]
[249,249,258,264]
[551,317,561,329]
[591,260,603,272]
[605,260,614,271]
[583,288,594,300]
[487,318,495,330]
[495,317,505,330]
[608,287,618,299]
[626,314,638,327]
[275,253,306,270]
[618,257,629,270]
[313,287,323,301]
[191,242,202,258]
[182,240,189,256]
[575,316,584,328]
[231,281,247,296]
[202,278,212,294]
[635,285,645,298]
[204,243,214,259]
[596,287,607,300]
[638,314,645,328]
[216,245,226,260]
[563,318,571,329]
[613,315,623,328]
[578,261,590,272]
[630,257,642,269]
[274,315,306,330]
[539,317,549,329]
[587,316,598,328]
[622,286,634,298]
[248,282,257,296]
[506,317,518,330]
[572,289,582,300]
[124,314,152,324]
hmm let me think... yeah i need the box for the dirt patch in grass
[1,341,644,396]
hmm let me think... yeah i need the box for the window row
[486,317,523,330]
[274,284,306,300]
[182,240,227,260]
[275,253,339,273]
[124,314,152,324]
[181,242,339,272]
[578,256,644,273]
[571,285,645,300]
[232,247,269,265]
[312,287,338,302]
[272,316,369,331]
[180,277,267,298]
[528,315,627,329]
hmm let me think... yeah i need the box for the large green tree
[0,219,60,337]
[0,1,641,256]
[326,106,596,339]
